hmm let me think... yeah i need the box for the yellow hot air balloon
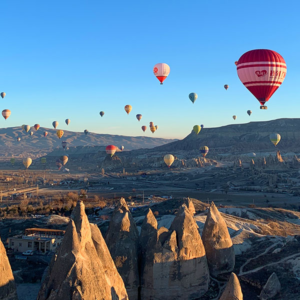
[124,105,132,114]
[56,130,64,139]
[164,154,175,167]
[60,155,68,165]
[150,126,156,133]
[23,158,32,169]
[193,125,201,135]
[270,133,281,146]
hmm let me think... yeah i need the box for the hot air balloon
[155,125,158,130]
[24,125,30,133]
[120,146,124,151]
[106,145,118,157]
[84,129,88,135]
[270,133,281,146]
[2,109,11,120]
[236,49,287,109]
[17,137,21,142]
[56,130,64,139]
[44,131,48,137]
[22,125,25,131]
[30,132,33,136]
[56,159,63,170]
[189,93,198,104]
[164,154,175,167]
[201,124,204,129]
[62,141,68,149]
[136,114,142,121]
[23,158,32,169]
[224,85,229,90]
[65,119,70,125]
[193,125,201,135]
[235,61,238,66]
[200,146,209,157]
[60,155,68,166]
[233,115,237,120]
[153,63,170,84]
[0,92,6,98]
[247,110,252,116]
[142,126,147,132]
[10,158,15,165]
[52,121,59,129]
[100,111,104,117]
[124,105,132,114]
[150,126,156,134]
[34,124,40,131]
[149,122,154,127]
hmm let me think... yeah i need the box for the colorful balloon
[142,126,147,132]
[17,137,21,142]
[60,155,68,165]
[44,131,48,137]
[193,125,201,135]
[106,145,118,157]
[24,125,30,133]
[65,119,70,125]
[0,92,6,98]
[100,111,104,117]
[62,141,68,149]
[52,121,59,129]
[270,133,281,146]
[56,130,64,139]
[164,154,175,167]
[233,115,237,120]
[150,126,156,133]
[34,124,40,131]
[200,146,209,157]
[153,63,170,84]
[120,146,124,151]
[136,114,142,121]
[224,85,229,90]
[23,158,32,169]
[124,105,132,114]
[56,159,62,170]
[2,109,11,120]
[84,129,88,135]
[149,122,154,127]
[247,110,252,116]
[235,61,238,66]
[237,49,287,109]
[30,131,33,136]
[201,124,204,129]
[155,125,158,130]
[189,93,198,104]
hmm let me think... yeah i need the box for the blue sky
[0,0,299,139]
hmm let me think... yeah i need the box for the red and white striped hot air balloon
[153,63,170,84]
[106,145,118,157]
[2,109,11,120]
[237,49,287,109]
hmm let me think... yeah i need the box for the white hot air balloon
[153,63,170,85]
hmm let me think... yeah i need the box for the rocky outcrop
[0,238,18,300]
[105,198,139,300]
[37,201,128,300]
[219,273,243,300]
[202,202,235,277]
[275,151,284,163]
[259,272,281,300]
[140,206,209,300]
[182,197,196,215]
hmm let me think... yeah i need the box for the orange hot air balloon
[136,114,142,121]
[235,61,238,66]
[56,130,64,139]
[106,145,118,157]
[44,131,48,137]
[34,124,40,131]
[142,126,147,132]
[2,109,11,120]
[150,126,156,133]
[153,63,170,84]
[124,105,132,114]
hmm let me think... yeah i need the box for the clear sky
[0,0,299,139]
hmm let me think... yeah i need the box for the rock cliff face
[259,272,281,300]
[140,206,210,300]
[105,198,139,300]
[219,273,243,300]
[0,238,18,300]
[202,202,235,277]
[37,201,128,300]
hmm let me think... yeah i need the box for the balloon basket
[260,106,267,110]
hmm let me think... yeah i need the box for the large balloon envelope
[150,126,156,133]
[34,124,40,131]
[62,141,68,149]
[193,125,201,135]
[270,133,281,146]
[224,85,229,90]
[65,119,70,125]
[237,49,287,109]
[84,129,88,135]
[56,130,64,139]
[44,131,48,137]
[200,146,209,157]
[136,114,142,121]
[52,121,59,129]
[142,126,147,132]
[201,124,204,129]
[247,110,252,116]
[124,105,132,114]
[2,109,11,120]
[60,155,68,165]
[24,125,30,133]
[233,115,237,120]
[23,158,32,169]
[100,111,104,117]
[164,154,175,167]
[0,92,6,98]
[153,63,170,84]
[189,93,198,103]
[120,146,124,151]
[106,145,118,157]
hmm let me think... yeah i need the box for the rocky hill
[155,118,300,155]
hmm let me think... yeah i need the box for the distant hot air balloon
[193,125,201,135]
[189,93,198,104]
[52,121,59,129]
[17,137,21,142]
[149,122,154,127]
[2,109,11,120]
[56,130,64,139]
[120,146,124,151]
[200,146,209,157]
[0,92,6,98]
[201,124,204,129]
[106,145,118,157]
[247,110,252,116]
[44,131,48,137]
[65,119,70,125]
[155,125,158,130]
[142,126,147,132]
[10,158,15,165]
[60,155,68,166]
[22,125,25,131]
[270,133,281,146]
[84,129,88,135]
[164,154,175,167]
[30,131,33,136]
[153,63,170,84]
[136,114,142,121]
[24,125,30,133]
[34,124,40,131]
[235,61,238,66]
[56,159,63,170]
[100,111,104,117]
[124,105,132,114]
[150,126,156,134]
[224,85,229,90]
[233,115,237,120]
[23,158,32,169]
[62,141,68,149]
[236,49,287,109]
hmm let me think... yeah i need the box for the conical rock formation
[219,273,243,300]
[0,237,18,300]
[105,198,139,300]
[259,272,281,300]
[202,202,235,277]
[37,200,128,300]
[140,205,209,300]
[182,197,196,215]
